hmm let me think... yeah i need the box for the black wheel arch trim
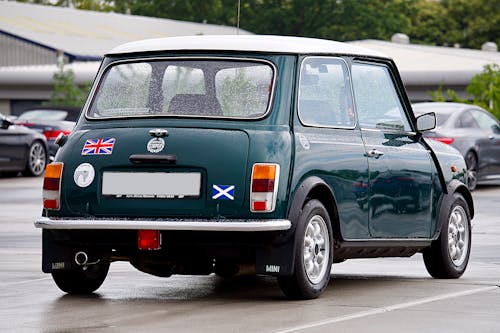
[287,176,340,238]
[432,179,473,241]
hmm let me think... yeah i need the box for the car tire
[465,152,478,191]
[51,261,110,294]
[423,193,471,279]
[278,199,333,299]
[22,141,47,177]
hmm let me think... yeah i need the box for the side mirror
[416,112,436,132]
[55,132,68,147]
[1,118,13,130]
[492,124,500,134]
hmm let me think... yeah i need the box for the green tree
[467,64,500,118]
[48,65,91,108]
[431,64,500,119]
[443,0,500,49]
[15,0,500,50]
[408,0,460,46]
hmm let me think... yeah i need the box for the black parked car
[412,102,500,190]
[0,113,48,177]
[15,107,79,159]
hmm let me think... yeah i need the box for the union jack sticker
[81,138,116,155]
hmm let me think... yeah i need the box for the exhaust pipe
[75,251,88,266]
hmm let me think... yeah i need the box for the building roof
[350,39,500,86]
[107,35,386,58]
[0,1,248,61]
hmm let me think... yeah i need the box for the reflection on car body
[35,35,473,300]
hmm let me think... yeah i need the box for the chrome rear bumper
[35,216,291,232]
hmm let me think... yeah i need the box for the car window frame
[468,108,499,130]
[351,59,415,134]
[84,56,277,121]
[297,56,357,130]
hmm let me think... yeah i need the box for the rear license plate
[102,172,201,198]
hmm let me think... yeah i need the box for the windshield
[88,59,275,119]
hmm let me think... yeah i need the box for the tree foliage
[432,64,500,119]
[16,0,500,49]
[48,65,91,108]
[467,64,500,118]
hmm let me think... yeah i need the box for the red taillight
[43,162,63,210]
[138,230,161,250]
[430,137,454,145]
[43,130,71,140]
[250,163,280,213]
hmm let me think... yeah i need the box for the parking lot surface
[1,176,499,332]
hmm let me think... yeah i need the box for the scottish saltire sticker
[212,185,235,200]
[81,138,115,155]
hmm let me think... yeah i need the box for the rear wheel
[465,151,478,191]
[278,199,333,299]
[51,261,110,294]
[22,141,47,177]
[423,193,471,278]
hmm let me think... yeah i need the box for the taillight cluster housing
[43,162,63,210]
[250,163,280,213]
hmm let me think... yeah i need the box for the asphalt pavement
[0,176,499,332]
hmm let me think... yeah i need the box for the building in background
[350,37,500,102]
[1,1,499,116]
[0,1,249,115]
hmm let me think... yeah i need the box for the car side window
[298,57,354,128]
[469,109,498,130]
[352,62,411,132]
[456,110,479,129]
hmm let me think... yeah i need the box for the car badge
[74,163,95,188]
[298,134,310,150]
[147,137,165,153]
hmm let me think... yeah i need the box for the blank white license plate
[102,172,201,198]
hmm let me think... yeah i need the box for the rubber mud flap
[42,229,76,273]
[255,239,295,276]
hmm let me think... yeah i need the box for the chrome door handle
[365,149,385,159]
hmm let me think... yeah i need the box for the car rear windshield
[87,58,275,119]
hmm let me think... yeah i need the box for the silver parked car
[412,102,500,190]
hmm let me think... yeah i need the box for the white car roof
[107,35,387,59]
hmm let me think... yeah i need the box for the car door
[351,61,434,238]
[293,56,371,239]
[469,108,500,177]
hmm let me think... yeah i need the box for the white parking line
[274,285,498,333]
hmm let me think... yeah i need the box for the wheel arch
[255,176,340,277]
[432,179,474,240]
[287,176,340,240]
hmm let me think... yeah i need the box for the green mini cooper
[36,35,473,299]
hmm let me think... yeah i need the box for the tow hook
[74,251,100,270]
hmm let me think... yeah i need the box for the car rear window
[87,58,275,119]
